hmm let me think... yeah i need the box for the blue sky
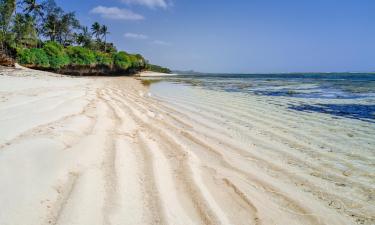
[56,0,375,73]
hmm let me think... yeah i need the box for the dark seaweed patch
[289,104,375,123]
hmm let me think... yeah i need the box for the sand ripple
[0,69,373,225]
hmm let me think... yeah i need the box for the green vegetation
[0,0,170,75]
[146,64,172,74]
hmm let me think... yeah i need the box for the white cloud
[90,6,144,20]
[121,0,169,9]
[124,33,149,40]
[153,40,172,46]
[123,33,171,46]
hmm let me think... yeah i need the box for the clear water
[147,73,375,123]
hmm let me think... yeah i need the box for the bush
[17,48,35,65]
[146,64,171,73]
[128,54,146,68]
[94,51,112,66]
[66,46,96,66]
[113,51,131,70]
[43,41,69,69]
[30,48,49,67]
[16,41,166,74]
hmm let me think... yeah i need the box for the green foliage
[1,0,168,74]
[40,1,80,45]
[91,22,101,41]
[94,51,112,66]
[43,41,69,68]
[16,41,167,74]
[30,48,49,67]
[12,13,38,47]
[146,64,172,74]
[113,51,131,70]
[66,46,95,65]
[129,54,146,68]
[17,47,49,67]
[17,48,34,65]
[0,0,16,32]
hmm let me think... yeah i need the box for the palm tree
[76,26,91,47]
[42,12,58,41]
[75,33,85,46]
[91,22,101,41]
[12,13,38,47]
[58,12,79,45]
[23,0,43,17]
[0,0,16,51]
[100,25,109,52]
[0,0,16,35]
[22,0,44,47]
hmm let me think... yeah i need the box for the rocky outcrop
[0,50,15,67]
[26,64,144,76]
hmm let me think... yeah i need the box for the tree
[41,1,79,45]
[91,22,101,41]
[42,11,60,41]
[0,0,16,47]
[100,25,109,52]
[12,13,38,47]
[57,12,80,45]
[76,26,91,47]
[23,0,44,43]
[23,0,44,17]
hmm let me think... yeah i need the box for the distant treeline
[146,64,172,74]
[0,0,170,74]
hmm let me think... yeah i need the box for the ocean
[145,72,375,223]
[149,73,375,123]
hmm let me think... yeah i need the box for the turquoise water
[148,73,375,123]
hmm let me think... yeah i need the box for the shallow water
[147,73,375,224]
[148,73,375,122]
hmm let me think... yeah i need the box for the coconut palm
[23,0,43,17]
[58,12,79,45]
[76,26,91,47]
[0,0,16,33]
[12,13,38,47]
[42,12,58,41]
[0,0,16,50]
[91,22,101,41]
[100,25,109,51]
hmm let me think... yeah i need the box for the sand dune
[0,67,373,225]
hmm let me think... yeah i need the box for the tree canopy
[0,0,170,74]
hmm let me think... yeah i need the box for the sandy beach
[0,67,374,225]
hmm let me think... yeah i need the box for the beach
[0,67,374,225]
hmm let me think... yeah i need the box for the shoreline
[137,70,176,77]
[0,67,373,225]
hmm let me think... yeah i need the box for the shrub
[94,51,112,66]
[128,54,146,68]
[17,48,35,65]
[146,64,171,73]
[30,48,49,67]
[43,41,69,69]
[113,51,131,70]
[66,46,96,66]
[16,41,166,74]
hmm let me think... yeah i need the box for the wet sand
[0,67,373,225]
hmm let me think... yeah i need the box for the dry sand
[0,67,373,225]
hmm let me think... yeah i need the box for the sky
[56,0,375,73]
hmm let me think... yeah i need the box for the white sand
[0,67,373,225]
